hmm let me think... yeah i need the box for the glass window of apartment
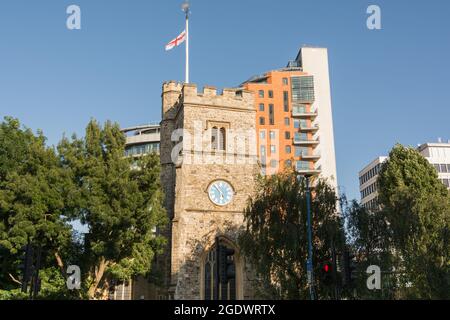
[293,104,307,115]
[284,117,290,126]
[294,132,308,141]
[269,104,275,125]
[291,76,315,102]
[259,103,265,111]
[299,119,307,128]
[294,119,300,129]
[260,146,266,157]
[295,146,309,157]
[283,78,289,85]
[296,161,310,171]
[270,160,277,168]
[269,131,276,140]
[447,164,450,172]
[441,164,448,173]
[444,179,450,188]
[283,91,289,112]
[259,90,264,98]
[285,160,292,168]
[259,117,265,125]
[285,131,291,140]
[285,145,292,154]
[434,164,440,172]
[260,130,266,140]
[270,145,276,153]
[268,90,274,98]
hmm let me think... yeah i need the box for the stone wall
[161,81,258,300]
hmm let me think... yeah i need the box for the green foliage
[0,117,73,294]
[344,200,400,299]
[0,117,167,299]
[377,144,450,299]
[346,144,450,299]
[239,171,345,300]
[58,119,167,298]
[0,289,28,300]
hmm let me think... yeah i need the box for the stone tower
[160,82,258,300]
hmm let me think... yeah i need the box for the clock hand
[214,185,224,198]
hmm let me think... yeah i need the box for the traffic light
[18,244,34,293]
[321,261,333,286]
[218,245,235,285]
[342,250,357,287]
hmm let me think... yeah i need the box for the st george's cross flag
[165,30,186,51]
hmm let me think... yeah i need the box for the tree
[377,144,450,299]
[344,200,400,299]
[239,171,345,300]
[0,117,73,293]
[58,119,167,299]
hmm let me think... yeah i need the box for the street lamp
[298,173,316,300]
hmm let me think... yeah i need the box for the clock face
[208,180,234,206]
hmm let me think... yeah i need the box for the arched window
[203,241,236,300]
[211,127,218,150]
[219,128,226,151]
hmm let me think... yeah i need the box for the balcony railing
[299,151,321,161]
[299,123,319,132]
[292,107,318,118]
[295,164,322,175]
[293,135,320,146]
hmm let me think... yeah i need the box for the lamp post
[302,174,315,300]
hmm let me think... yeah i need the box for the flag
[165,30,186,51]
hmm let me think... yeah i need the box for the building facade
[122,124,161,156]
[359,142,450,210]
[417,143,450,188]
[159,81,259,300]
[359,157,388,211]
[242,47,338,190]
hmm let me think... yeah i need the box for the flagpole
[183,2,190,84]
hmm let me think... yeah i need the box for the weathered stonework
[160,81,258,300]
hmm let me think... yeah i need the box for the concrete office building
[359,142,450,210]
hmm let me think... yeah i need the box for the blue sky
[1,0,449,201]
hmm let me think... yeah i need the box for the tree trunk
[87,257,108,300]
[54,252,65,277]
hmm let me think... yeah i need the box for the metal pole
[214,237,220,300]
[331,240,339,300]
[305,176,315,300]
[184,5,189,84]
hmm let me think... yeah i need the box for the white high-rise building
[359,142,450,209]
[296,47,338,189]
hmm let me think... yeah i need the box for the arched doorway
[202,238,241,300]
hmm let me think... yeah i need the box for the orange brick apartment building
[242,47,338,188]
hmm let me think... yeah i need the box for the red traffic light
[323,263,331,273]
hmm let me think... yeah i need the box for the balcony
[292,107,318,119]
[293,134,320,146]
[299,123,319,132]
[295,163,322,176]
[300,151,321,161]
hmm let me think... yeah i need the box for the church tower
[160,82,258,300]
